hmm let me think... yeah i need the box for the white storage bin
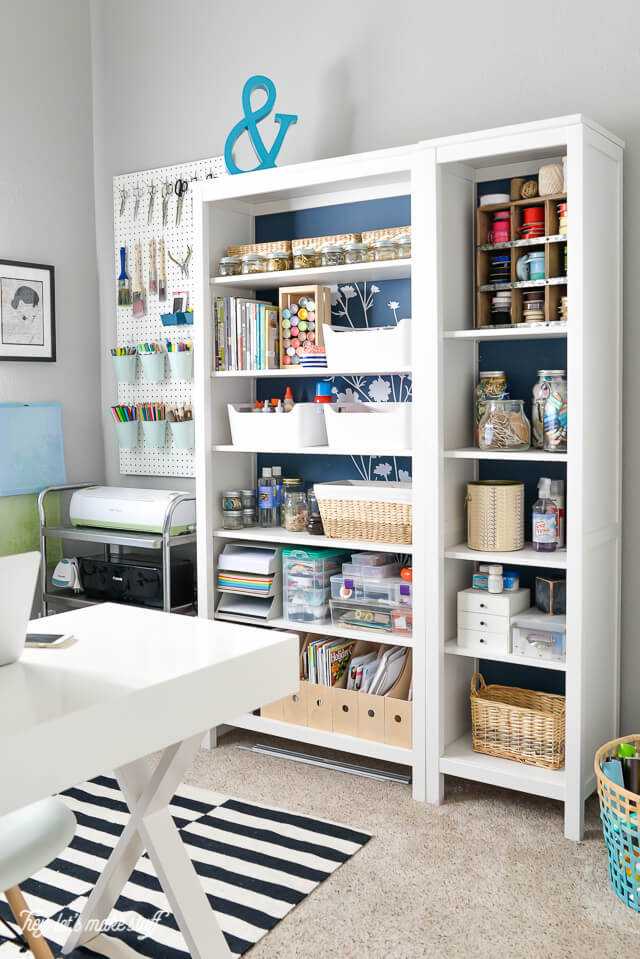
[227,402,328,448]
[324,402,412,452]
[511,608,566,663]
[323,318,411,370]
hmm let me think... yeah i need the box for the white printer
[70,486,196,536]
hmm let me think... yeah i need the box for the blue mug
[517,251,545,281]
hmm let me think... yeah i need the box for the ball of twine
[538,163,564,196]
[520,179,538,199]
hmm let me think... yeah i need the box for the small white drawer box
[458,626,510,653]
[458,609,509,635]
[457,587,530,617]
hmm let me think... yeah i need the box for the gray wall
[90,0,639,729]
[0,0,104,485]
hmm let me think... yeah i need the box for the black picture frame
[0,259,55,362]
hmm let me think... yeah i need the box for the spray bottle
[532,477,557,552]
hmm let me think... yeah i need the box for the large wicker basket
[595,735,640,911]
[290,233,361,255]
[226,240,292,257]
[470,672,566,769]
[466,480,524,551]
[361,226,411,245]
[314,480,412,544]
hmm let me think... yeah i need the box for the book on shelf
[213,295,280,371]
[304,640,408,694]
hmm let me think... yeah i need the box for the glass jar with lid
[218,256,241,277]
[372,238,399,261]
[475,370,509,445]
[531,370,565,449]
[222,509,243,530]
[542,372,567,452]
[281,477,304,523]
[266,250,292,272]
[241,252,266,274]
[283,490,309,532]
[320,244,345,267]
[293,248,320,269]
[478,399,531,451]
[396,235,411,258]
[344,241,368,265]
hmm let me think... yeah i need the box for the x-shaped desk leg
[63,733,231,958]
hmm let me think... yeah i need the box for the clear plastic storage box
[330,599,413,634]
[283,547,348,623]
[330,574,412,606]
[341,560,400,579]
[511,608,566,663]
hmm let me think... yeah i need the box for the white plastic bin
[322,317,411,370]
[227,402,328,448]
[324,402,411,451]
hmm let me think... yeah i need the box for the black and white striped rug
[0,775,370,958]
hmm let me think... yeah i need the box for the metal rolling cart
[38,483,197,616]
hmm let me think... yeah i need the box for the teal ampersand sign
[224,75,297,175]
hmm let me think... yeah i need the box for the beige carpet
[186,729,640,959]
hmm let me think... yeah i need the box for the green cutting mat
[0,492,62,564]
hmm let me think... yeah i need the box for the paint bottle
[550,478,565,548]
[258,468,278,527]
[488,565,504,593]
[532,477,557,552]
[283,386,295,412]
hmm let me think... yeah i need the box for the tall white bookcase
[193,115,623,838]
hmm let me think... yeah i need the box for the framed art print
[0,260,55,361]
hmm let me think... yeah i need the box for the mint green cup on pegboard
[114,419,139,449]
[112,353,137,384]
[140,351,166,383]
[141,419,167,448]
[170,419,194,449]
[167,349,193,381]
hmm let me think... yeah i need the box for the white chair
[1,798,76,958]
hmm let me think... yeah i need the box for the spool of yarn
[520,180,539,199]
[538,163,564,196]
[510,178,525,201]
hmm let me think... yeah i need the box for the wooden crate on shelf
[278,285,331,369]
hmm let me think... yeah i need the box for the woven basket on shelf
[470,672,566,769]
[227,240,292,257]
[290,233,361,255]
[360,226,411,245]
[314,480,412,544]
[466,480,524,551]
[595,735,640,912]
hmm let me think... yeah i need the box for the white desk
[0,603,299,959]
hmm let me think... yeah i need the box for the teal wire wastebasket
[595,735,640,911]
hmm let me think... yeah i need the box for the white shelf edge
[214,445,413,457]
[213,526,413,554]
[444,639,566,672]
[478,276,567,292]
[229,712,413,766]
[444,447,567,462]
[443,323,567,341]
[477,233,567,251]
[444,542,567,569]
[211,366,413,379]
[216,612,415,648]
[440,732,565,801]
[209,258,412,290]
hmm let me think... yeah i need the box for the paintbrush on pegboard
[132,242,146,317]
[158,237,167,301]
[117,246,131,307]
[149,238,157,296]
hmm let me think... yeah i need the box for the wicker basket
[595,735,640,911]
[466,480,524,551]
[314,480,412,544]
[470,672,566,769]
[227,240,292,257]
[290,233,361,255]
[361,226,411,245]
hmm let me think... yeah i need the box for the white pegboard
[113,154,227,477]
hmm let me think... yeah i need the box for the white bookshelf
[193,143,427,799]
[193,117,623,838]
[424,116,623,840]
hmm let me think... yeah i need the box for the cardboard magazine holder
[384,649,413,748]
[331,640,382,738]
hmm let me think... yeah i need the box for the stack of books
[213,296,280,371]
